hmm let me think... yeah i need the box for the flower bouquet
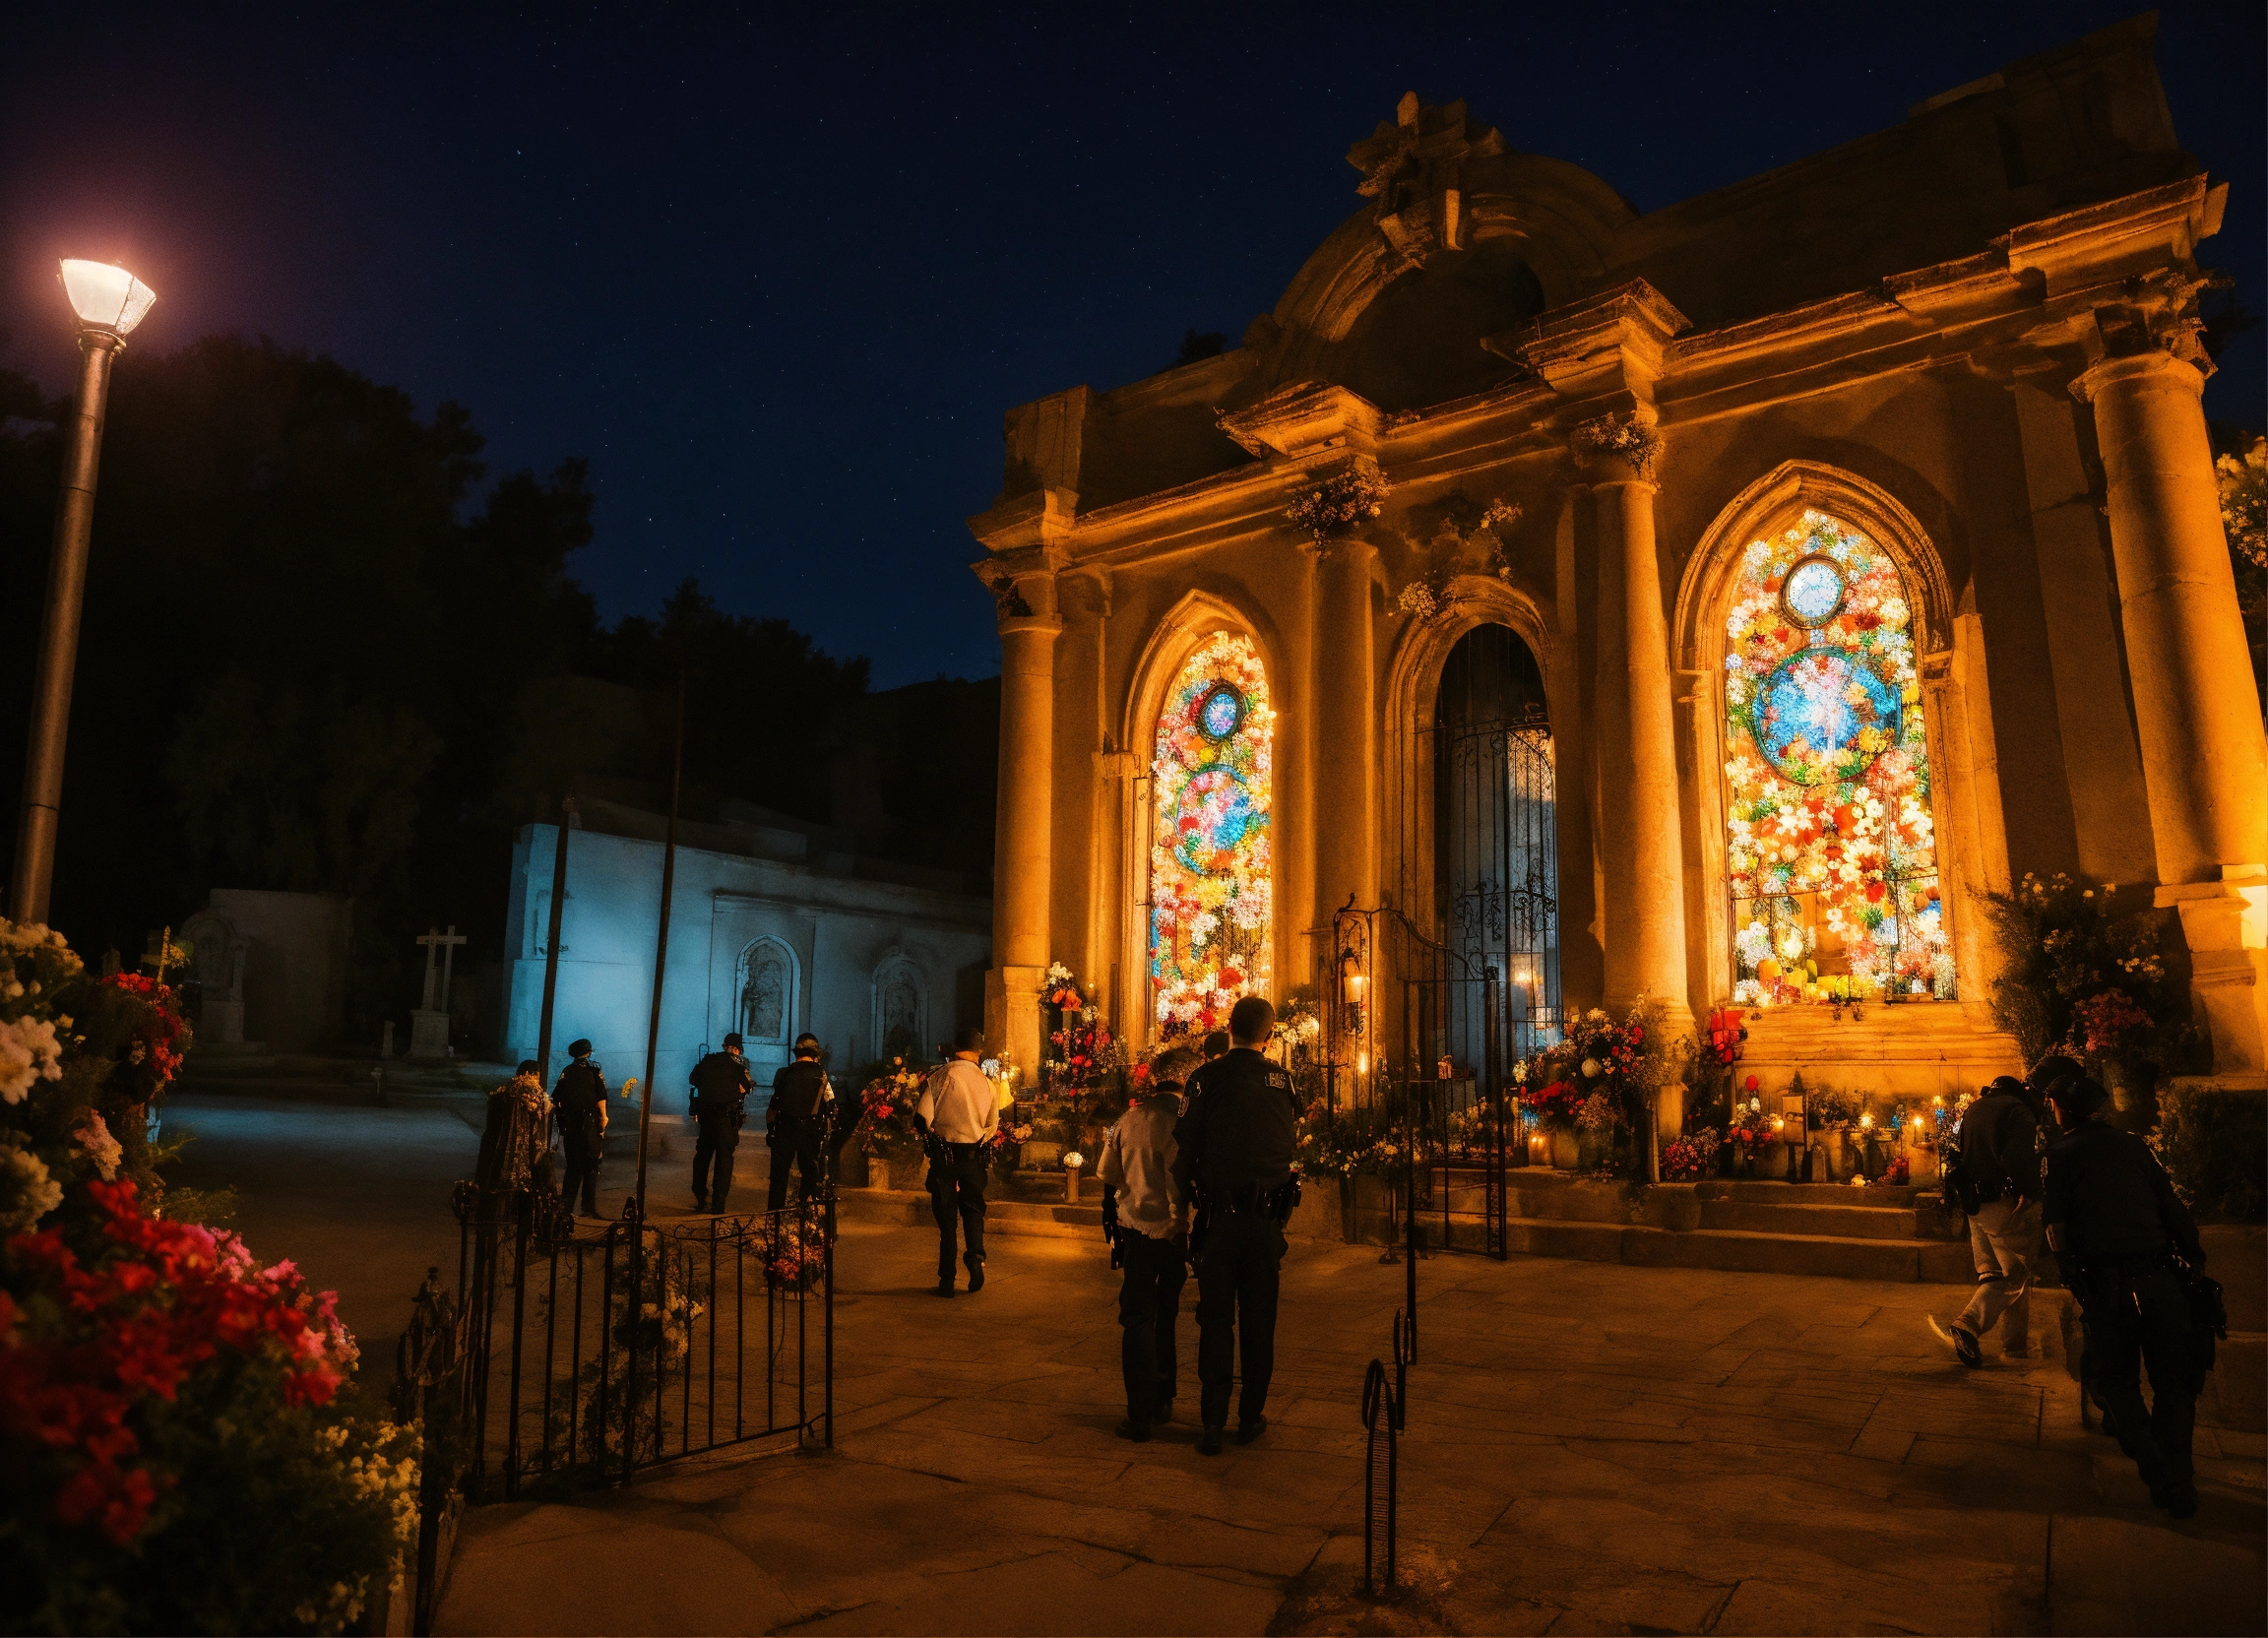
[1660,1126,1719,1182]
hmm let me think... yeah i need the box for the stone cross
[416,925,468,1012]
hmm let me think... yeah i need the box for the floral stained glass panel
[1723,511,1951,1005]
[1150,632,1274,1036]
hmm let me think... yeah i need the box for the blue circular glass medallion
[1781,556,1846,626]
[1753,647,1900,782]
[1171,766,1257,873]
[1196,682,1245,741]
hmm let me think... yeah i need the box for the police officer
[1171,995,1301,1456]
[768,1033,833,1210]
[550,1040,609,1216]
[2039,1057,2210,1520]
[688,1033,754,1213]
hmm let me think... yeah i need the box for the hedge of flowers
[0,916,414,1634]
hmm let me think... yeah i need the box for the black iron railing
[450,1185,834,1496]
[1360,1306,1415,1600]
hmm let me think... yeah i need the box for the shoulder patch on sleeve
[1267,1069,1292,1090]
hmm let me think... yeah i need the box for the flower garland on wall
[1150,633,1275,1038]
[1722,510,1950,1006]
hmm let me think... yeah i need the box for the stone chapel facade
[967,18,2266,1107]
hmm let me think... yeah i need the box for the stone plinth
[1736,1004,2022,1102]
[409,1009,451,1061]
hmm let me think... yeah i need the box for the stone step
[1698,1198,1937,1241]
[1483,1217,1974,1284]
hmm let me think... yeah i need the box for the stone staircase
[1346,1170,1977,1284]
[837,1171,1977,1284]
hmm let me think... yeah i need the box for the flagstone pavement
[436,1214,2266,1637]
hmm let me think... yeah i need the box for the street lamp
[9,260,156,926]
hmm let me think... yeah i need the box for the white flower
[1581,1058,1602,1079]
[0,1014,64,1104]
[0,1140,62,1234]
[74,1110,123,1181]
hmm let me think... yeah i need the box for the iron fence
[450,1185,834,1497]
[1360,1305,1415,1600]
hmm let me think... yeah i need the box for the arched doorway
[1433,624,1561,1069]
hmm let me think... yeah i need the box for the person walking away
[477,1060,553,1193]
[1100,1047,1194,1441]
[2043,1068,2211,1519]
[1172,995,1301,1456]
[915,1026,998,1295]
[689,1033,754,1213]
[768,1033,834,1210]
[551,1040,610,1216]
[1928,1074,2043,1365]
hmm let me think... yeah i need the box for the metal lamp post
[10,260,158,926]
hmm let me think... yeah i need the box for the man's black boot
[1199,1426,1225,1456]
[1235,1416,1268,1445]
[933,1277,955,1297]
[1115,1419,1152,1443]
[966,1255,985,1293]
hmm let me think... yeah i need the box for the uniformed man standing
[688,1032,754,1213]
[551,1039,610,1216]
[2040,1060,2211,1520]
[1172,995,1301,1456]
[914,1025,998,1296]
[767,1033,834,1209]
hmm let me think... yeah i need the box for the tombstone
[410,924,468,1062]
[179,908,251,1048]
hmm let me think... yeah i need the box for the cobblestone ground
[435,1213,2266,1637]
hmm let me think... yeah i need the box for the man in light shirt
[1100,1048,1194,1441]
[914,1024,999,1296]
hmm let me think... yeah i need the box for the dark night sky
[4,3,2261,688]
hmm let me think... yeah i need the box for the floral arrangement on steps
[1660,1127,1718,1182]
[0,915,415,1635]
[1980,871,2195,1098]
[1040,964,1121,1092]
[854,1058,931,1160]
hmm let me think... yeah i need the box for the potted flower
[1809,1084,1859,1179]
[1520,1079,1584,1168]
[1574,1092,1617,1173]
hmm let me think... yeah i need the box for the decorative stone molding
[1218,381,1385,459]
[1347,93,1507,269]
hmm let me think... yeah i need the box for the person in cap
[914,1025,998,1295]
[767,1033,834,1210]
[1099,1045,1196,1441]
[551,1039,610,1216]
[1927,1074,2044,1365]
[2041,1061,2210,1519]
[1172,995,1301,1455]
[688,1033,754,1213]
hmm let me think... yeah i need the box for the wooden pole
[534,799,574,1086]
[635,673,686,1216]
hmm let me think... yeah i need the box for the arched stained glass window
[1723,510,1952,1004]
[1150,632,1274,1036]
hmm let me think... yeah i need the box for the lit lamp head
[1061,1150,1084,1173]
[59,260,157,342]
[1339,949,1366,1005]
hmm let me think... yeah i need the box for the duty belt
[1212,1182,1278,1214]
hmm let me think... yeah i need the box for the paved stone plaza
[437,1212,2265,1637]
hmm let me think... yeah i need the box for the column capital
[2072,343,2209,406]
[1573,410,1663,485]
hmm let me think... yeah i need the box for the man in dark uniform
[2041,1062,2210,1519]
[1172,995,1301,1456]
[688,1033,754,1213]
[768,1033,833,1210]
[551,1040,609,1216]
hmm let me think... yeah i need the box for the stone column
[1588,432,1691,1026]
[989,597,1062,1078]
[2076,344,2268,1070]
[1314,534,1379,924]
